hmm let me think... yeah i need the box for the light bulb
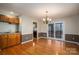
[43,18,45,21]
[47,18,49,21]
[49,19,51,21]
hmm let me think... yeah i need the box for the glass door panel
[55,23,63,38]
[48,24,54,37]
[48,22,63,39]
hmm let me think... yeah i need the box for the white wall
[37,20,48,33]
[64,15,79,35]
[20,15,33,35]
[0,22,16,33]
[33,19,44,33]
[8,15,79,36]
[39,14,79,35]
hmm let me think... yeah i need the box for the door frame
[47,21,65,40]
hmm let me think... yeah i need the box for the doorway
[48,21,64,40]
[33,22,37,39]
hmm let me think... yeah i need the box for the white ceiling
[0,3,79,19]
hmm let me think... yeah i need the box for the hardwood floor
[0,38,79,55]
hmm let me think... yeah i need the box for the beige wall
[38,14,79,35]
[64,15,79,34]
[20,15,33,35]
[13,14,79,36]
[20,16,42,35]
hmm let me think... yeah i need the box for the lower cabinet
[15,34,21,44]
[0,33,21,49]
[8,34,16,47]
[0,34,8,49]
[8,33,21,47]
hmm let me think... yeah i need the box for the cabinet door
[0,15,8,22]
[8,34,21,47]
[0,34,8,49]
[0,35,2,49]
[8,34,16,47]
[8,18,13,24]
[12,18,19,24]
[15,34,21,44]
[0,15,4,22]
[3,16,9,22]
[8,18,19,24]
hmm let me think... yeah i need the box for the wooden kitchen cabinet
[0,15,9,22]
[13,18,19,24]
[0,34,8,49]
[8,18,14,24]
[0,35,1,48]
[8,34,16,47]
[0,15,19,24]
[0,33,21,49]
[7,18,19,24]
[0,15,20,49]
[15,33,21,44]
[7,33,21,47]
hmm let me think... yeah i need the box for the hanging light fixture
[43,10,52,24]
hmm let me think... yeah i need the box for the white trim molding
[21,39,33,44]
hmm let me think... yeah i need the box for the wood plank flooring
[0,38,79,55]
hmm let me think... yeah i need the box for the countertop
[0,32,20,35]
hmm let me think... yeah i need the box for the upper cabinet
[0,15,9,22]
[0,14,19,24]
[8,17,19,24]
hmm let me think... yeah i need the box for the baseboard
[52,39,79,45]
[47,37,79,45]
[65,40,79,45]
[38,37,47,39]
[21,39,33,44]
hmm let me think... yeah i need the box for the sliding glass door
[55,23,63,38]
[48,24,54,37]
[48,22,63,39]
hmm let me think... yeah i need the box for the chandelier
[43,10,52,24]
